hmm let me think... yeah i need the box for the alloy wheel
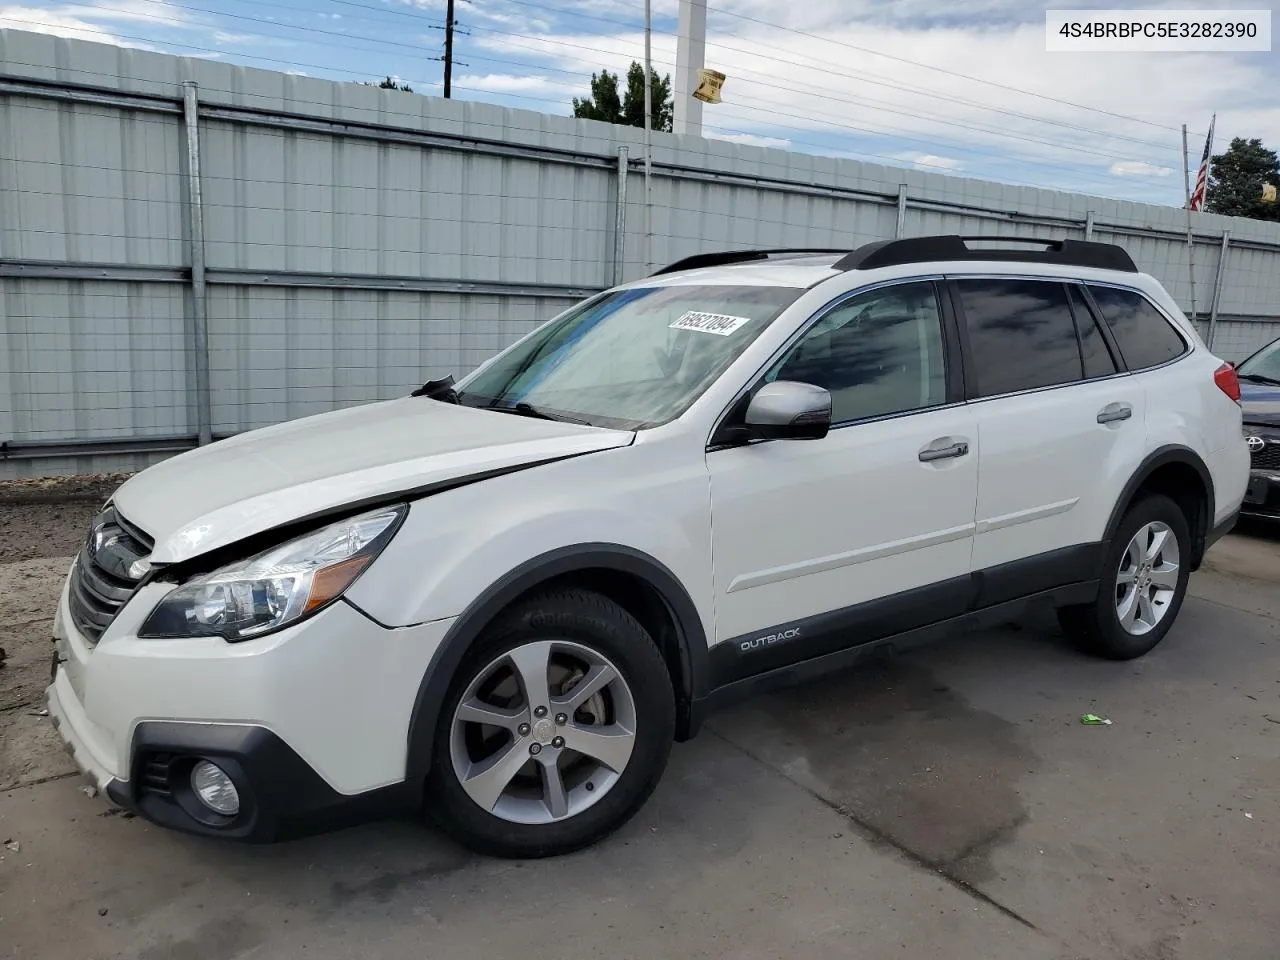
[1114,520,1181,636]
[449,640,637,825]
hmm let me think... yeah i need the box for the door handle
[1097,403,1133,424]
[918,441,970,462]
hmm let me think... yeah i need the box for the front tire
[426,588,675,858]
[1057,494,1192,660]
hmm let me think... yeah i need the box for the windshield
[1237,338,1280,382]
[455,284,803,428]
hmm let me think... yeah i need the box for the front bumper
[1240,469,1280,519]
[48,571,455,841]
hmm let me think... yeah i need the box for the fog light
[191,760,240,816]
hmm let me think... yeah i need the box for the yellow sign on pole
[693,68,726,104]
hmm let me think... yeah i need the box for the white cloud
[453,73,579,101]
[1109,160,1174,177]
[898,152,962,171]
[60,0,192,27]
[212,31,268,45]
[0,0,199,46]
[712,131,793,150]
[467,8,1276,202]
[5,0,1276,205]
[0,6,124,43]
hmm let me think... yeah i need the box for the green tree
[366,76,413,93]
[572,69,624,124]
[623,61,673,133]
[572,61,673,132]
[1205,137,1280,221]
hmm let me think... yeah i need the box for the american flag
[1189,115,1215,212]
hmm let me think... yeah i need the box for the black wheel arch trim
[1103,444,1216,568]
[404,543,710,781]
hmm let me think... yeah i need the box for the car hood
[112,399,634,564]
[1241,381,1280,430]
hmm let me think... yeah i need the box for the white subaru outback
[49,236,1250,857]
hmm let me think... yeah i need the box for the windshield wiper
[491,401,590,426]
[410,375,459,402]
[1239,373,1280,387]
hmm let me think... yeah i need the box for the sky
[1,0,1277,206]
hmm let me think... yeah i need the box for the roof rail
[834,235,1138,274]
[649,249,849,277]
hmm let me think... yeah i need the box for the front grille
[67,506,154,644]
[1251,441,1280,472]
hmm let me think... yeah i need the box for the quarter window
[765,281,947,423]
[1067,285,1118,379]
[1086,285,1187,371]
[955,279,1083,398]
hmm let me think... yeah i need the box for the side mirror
[743,381,832,441]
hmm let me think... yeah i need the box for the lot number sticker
[669,311,753,336]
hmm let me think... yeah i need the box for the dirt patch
[0,473,132,561]
[1,620,54,712]
[0,617,74,791]
[0,501,104,562]
[0,472,133,505]
[0,475,122,789]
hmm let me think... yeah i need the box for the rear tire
[426,588,675,858]
[1057,494,1192,660]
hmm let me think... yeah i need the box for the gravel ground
[0,473,132,561]
[0,475,131,784]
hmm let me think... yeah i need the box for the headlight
[138,505,405,640]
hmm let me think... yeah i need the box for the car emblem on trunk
[1246,436,1266,452]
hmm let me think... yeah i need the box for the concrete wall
[3,28,1280,477]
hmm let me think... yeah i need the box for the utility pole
[443,0,455,99]
[674,0,707,136]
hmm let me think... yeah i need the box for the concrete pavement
[2,522,1277,960]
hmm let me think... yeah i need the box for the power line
[457,26,1181,186]
[705,5,1185,133]
[464,25,1178,173]
[72,0,445,56]
[102,0,1188,164]
[0,17,405,75]
[472,0,1184,148]
[0,11,1178,195]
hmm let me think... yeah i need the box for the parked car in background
[48,235,1249,858]
[1237,334,1280,520]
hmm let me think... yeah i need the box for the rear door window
[953,279,1084,398]
[1085,285,1187,371]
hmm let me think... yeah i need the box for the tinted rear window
[955,279,1083,398]
[1086,286,1187,371]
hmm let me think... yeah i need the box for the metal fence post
[1084,210,1095,241]
[182,81,212,447]
[613,146,630,286]
[1207,230,1231,351]
[895,184,908,238]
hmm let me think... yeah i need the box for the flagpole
[1182,123,1199,327]
[643,0,653,272]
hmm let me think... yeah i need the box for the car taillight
[1213,362,1241,403]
